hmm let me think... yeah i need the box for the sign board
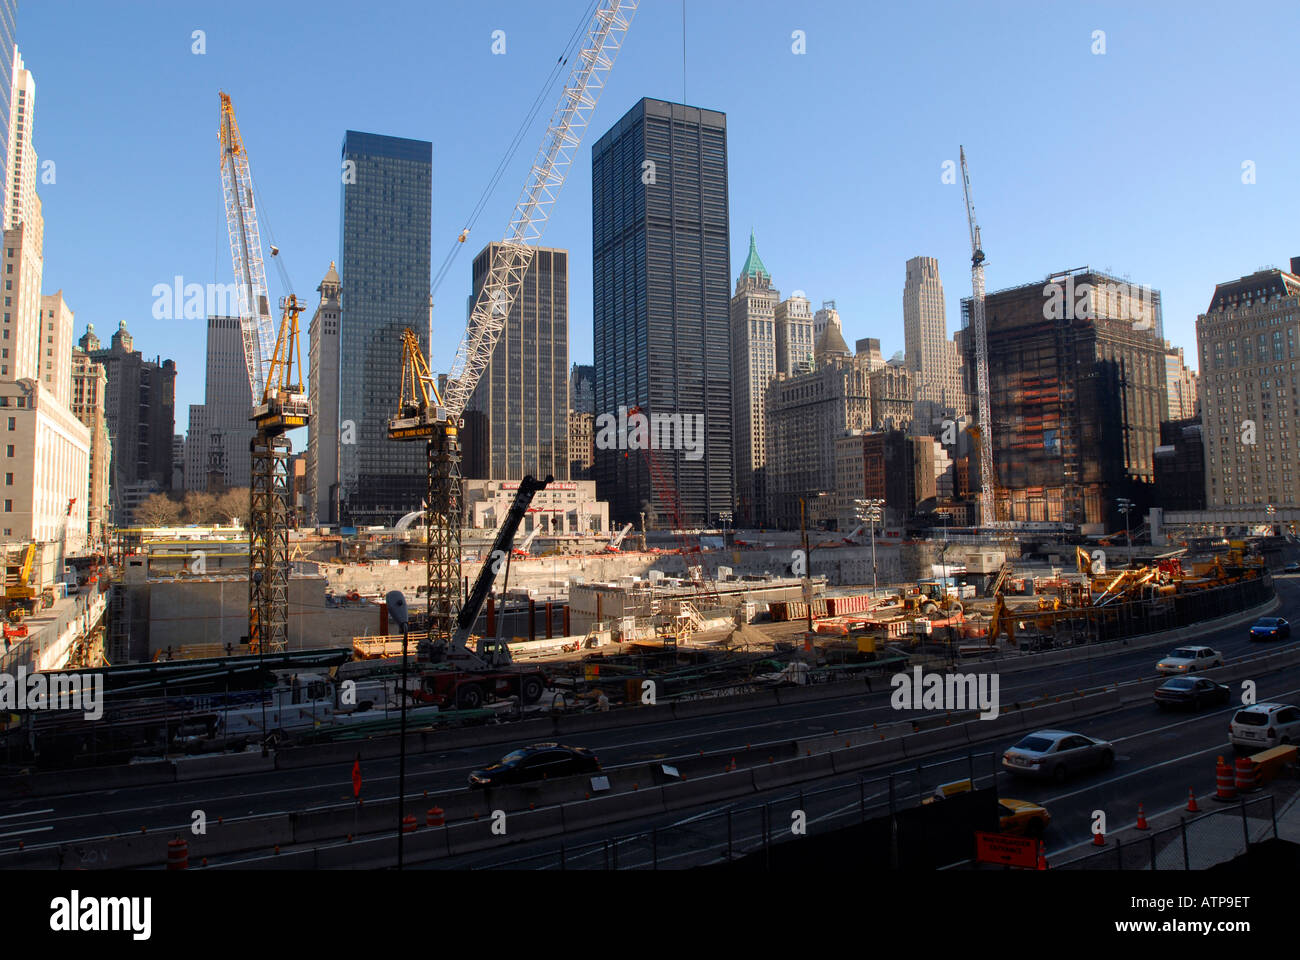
[974,830,1037,868]
[589,775,611,793]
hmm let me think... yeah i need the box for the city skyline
[16,1,1300,420]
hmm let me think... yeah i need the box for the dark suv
[469,743,601,788]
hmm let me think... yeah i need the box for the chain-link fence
[457,752,1003,870]
[1055,794,1279,870]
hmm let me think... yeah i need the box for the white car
[1156,645,1223,675]
[1229,703,1300,751]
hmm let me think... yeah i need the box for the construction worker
[596,690,610,712]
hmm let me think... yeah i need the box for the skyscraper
[184,315,257,493]
[338,131,432,525]
[730,231,778,526]
[0,3,18,200]
[83,321,176,520]
[1,48,39,386]
[70,348,110,549]
[1196,258,1300,510]
[463,243,569,481]
[775,292,814,377]
[962,267,1165,526]
[903,256,966,429]
[592,98,733,526]
[306,262,341,523]
[38,289,72,406]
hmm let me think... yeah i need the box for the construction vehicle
[386,1,638,654]
[960,148,996,526]
[407,474,554,710]
[512,526,541,559]
[605,523,633,553]
[219,93,311,656]
[4,543,37,623]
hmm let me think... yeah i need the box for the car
[1001,730,1115,782]
[1156,645,1223,675]
[1154,676,1231,710]
[998,798,1051,838]
[468,742,600,789]
[1229,703,1300,752]
[1249,617,1291,640]
[1284,562,1300,574]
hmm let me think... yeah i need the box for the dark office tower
[337,131,432,525]
[463,243,569,481]
[960,267,1165,528]
[592,98,733,526]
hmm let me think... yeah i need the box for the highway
[0,576,1295,864]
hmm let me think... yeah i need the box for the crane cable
[428,0,600,301]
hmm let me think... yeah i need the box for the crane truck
[405,474,554,711]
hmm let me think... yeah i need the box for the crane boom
[219,92,276,406]
[440,0,639,418]
[959,146,996,526]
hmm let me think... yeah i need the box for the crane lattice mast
[960,146,996,527]
[390,0,639,651]
[219,92,277,406]
[441,0,639,418]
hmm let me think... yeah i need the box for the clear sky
[21,0,1300,421]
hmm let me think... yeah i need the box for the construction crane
[389,0,639,649]
[960,146,996,527]
[219,92,276,407]
[512,526,541,559]
[219,92,309,655]
[606,522,633,553]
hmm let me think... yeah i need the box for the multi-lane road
[1,576,1297,866]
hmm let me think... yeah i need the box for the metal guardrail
[1054,794,1279,870]
[463,752,1003,871]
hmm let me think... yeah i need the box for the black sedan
[1154,676,1231,710]
[469,743,601,789]
[1249,617,1291,641]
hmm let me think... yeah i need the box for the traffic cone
[1092,828,1105,847]
[1136,803,1149,830]
[1186,788,1199,813]
[1036,841,1048,870]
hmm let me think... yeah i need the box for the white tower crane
[960,146,996,527]
[390,0,639,645]
[218,92,277,406]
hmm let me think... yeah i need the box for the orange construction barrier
[401,815,418,833]
[426,806,445,827]
[1233,756,1259,793]
[1215,757,1237,801]
[166,837,188,871]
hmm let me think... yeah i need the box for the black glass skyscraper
[337,131,432,525]
[592,98,734,526]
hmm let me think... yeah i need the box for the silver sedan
[1002,730,1115,783]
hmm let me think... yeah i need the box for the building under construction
[961,267,1167,529]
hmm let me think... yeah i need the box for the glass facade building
[0,0,15,201]
[592,98,733,526]
[463,243,569,481]
[337,131,432,525]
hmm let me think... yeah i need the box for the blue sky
[21,0,1300,420]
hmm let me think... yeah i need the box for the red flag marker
[352,756,362,798]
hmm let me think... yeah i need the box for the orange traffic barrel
[426,806,445,827]
[402,815,418,833]
[1215,757,1236,800]
[1233,756,1258,793]
[166,837,188,870]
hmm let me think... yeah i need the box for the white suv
[1229,703,1300,752]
